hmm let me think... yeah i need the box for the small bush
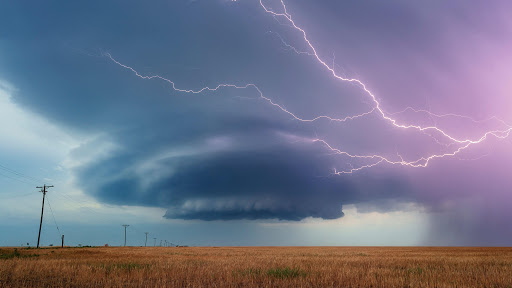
[407,266,424,275]
[0,249,39,260]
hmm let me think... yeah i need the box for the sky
[0,0,511,247]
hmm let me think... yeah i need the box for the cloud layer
[1,0,512,243]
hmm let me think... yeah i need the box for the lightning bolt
[266,31,315,56]
[389,107,512,128]
[105,0,512,174]
[258,0,512,173]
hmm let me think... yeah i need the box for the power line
[52,191,90,206]
[0,163,42,183]
[52,189,118,209]
[130,225,176,247]
[0,191,37,200]
[0,171,37,185]
[45,194,62,238]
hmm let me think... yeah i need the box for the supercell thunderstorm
[106,0,511,175]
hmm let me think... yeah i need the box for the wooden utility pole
[36,184,53,248]
[61,235,64,248]
[122,224,129,246]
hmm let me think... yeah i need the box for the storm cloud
[74,128,411,220]
[1,0,512,240]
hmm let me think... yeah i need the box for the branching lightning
[106,0,512,174]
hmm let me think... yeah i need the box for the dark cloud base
[76,135,412,221]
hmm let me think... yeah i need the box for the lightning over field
[2,0,512,246]
[106,0,512,175]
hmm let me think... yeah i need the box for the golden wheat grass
[1,246,511,287]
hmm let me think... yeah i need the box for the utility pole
[153,238,157,247]
[61,235,64,248]
[160,240,162,247]
[144,232,149,247]
[122,224,129,246]
[36,184,53,249]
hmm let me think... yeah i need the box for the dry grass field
[1,246,512,287]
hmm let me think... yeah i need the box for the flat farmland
[1,246,512,287]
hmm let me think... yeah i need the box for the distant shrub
[407,266,424,275]
[0,249,39,260]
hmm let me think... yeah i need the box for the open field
[1,246,512,287]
